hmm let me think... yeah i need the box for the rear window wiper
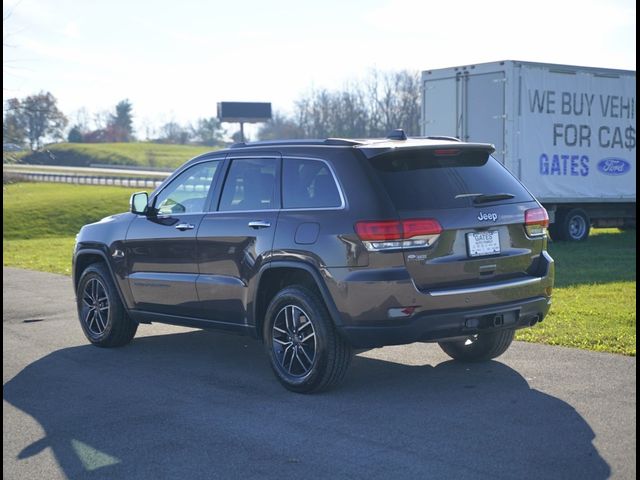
[455,193,516,204]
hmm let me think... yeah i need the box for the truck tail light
[355,219,442,251]
[525,207,549,237]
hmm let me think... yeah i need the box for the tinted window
[283,158,341,209]
[155,160,220,214]
[369,150,533,210]
[219,158,278,211]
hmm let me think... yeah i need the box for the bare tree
[367,69,421,136]
[93,110,111,130]
[159,121,191,144]
[268,69,421,141]
[257,112,303,140]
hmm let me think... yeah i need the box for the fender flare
[252,260,344,331]
[74,247,129,310]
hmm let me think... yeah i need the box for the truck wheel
[263,286,352,393]
[76,263,138,347]
[551,208,590,242]
[438,329,515,362]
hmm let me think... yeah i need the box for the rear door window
[282,158,342,209]
[368,150,533,210]
[218,158,278,211]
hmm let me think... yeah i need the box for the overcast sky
[3,0,636,136]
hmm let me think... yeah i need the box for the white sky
[3,0,636,137]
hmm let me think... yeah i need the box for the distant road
[3,267,636,479]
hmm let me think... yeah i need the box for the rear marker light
[388,306,417,319]
[355,219,442,252]
[525,207,549,237]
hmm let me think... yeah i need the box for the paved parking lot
[3,267,636,479]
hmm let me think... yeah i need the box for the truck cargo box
[422,60,636,240]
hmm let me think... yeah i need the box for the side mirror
[130,192,149,214]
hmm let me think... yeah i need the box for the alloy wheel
[81,278,110,336]
[271,305,317,377]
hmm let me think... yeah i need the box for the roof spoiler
[360,142,496,159]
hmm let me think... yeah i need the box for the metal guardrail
[90,163,173,173]
[7,171,164,188]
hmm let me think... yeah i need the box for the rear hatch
[364,145,546,291]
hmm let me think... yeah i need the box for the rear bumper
[326,251,554,348]
[338,296,551,348]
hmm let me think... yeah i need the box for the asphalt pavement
[3,267,636,479]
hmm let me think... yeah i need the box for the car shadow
[4,330,610,479]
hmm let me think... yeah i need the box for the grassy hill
[9,142,217,169]
[3,182,138,240]
[3,182,139,274]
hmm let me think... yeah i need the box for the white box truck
[421,60,636,241]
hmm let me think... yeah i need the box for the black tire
[76,263,138,347]
[438,329,515,362]
[552,208,590,242]
[263,286,352,393]
[548,221,564,242]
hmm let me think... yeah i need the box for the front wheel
[263,286,352,393]
[76,263,138,347]
[438,329,515,362]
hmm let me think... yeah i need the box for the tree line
[3,94,226,149]
[3,69,421,150]
[259,70,421,140]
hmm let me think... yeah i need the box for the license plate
[467,231,500,257]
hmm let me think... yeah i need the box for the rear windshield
[368,149,533,210]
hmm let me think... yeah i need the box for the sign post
[217,102,272,142]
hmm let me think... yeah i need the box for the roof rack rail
[230,138,362,149]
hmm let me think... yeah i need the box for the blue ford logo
[597,158,631,176]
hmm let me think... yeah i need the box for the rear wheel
[263,286,352,393]
[438,329,515,362]
[76,263,138,347]
[551,208,590,242]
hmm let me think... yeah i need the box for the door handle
[248,220,271,229]
[175,223,195,231]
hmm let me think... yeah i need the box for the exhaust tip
[528,315,541,327]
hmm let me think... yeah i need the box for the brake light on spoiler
[355,219,442,251]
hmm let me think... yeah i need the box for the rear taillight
[355,219,442,251]
[525,207,549,237]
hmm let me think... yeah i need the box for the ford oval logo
[597,158,631,176]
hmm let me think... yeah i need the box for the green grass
[4,237,77,275]
[11,142,215,169]
[3,182,139,275]
[3,182,138,240]
[516,228,636,355]
[2,182,637,355]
